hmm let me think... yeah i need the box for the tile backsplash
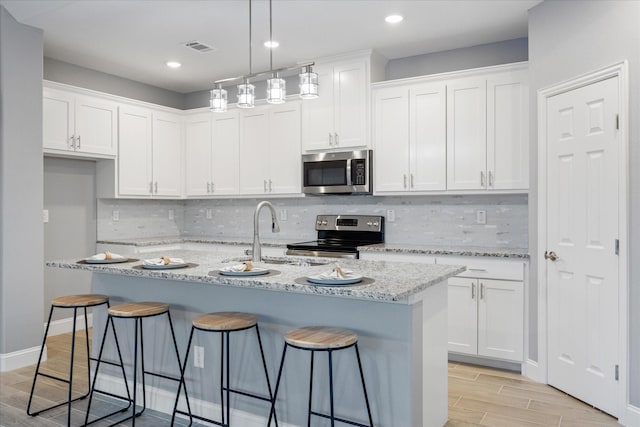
[98,194,528,249]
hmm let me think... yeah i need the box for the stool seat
[52,294,109,308]
[284,326,358,350]
[108,302,169,318]
[192,312,257,331]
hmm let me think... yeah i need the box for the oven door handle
[286,249,358,259]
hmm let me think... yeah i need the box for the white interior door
[545,76,619,416]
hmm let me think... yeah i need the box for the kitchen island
[48,249,464,427]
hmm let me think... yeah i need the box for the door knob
[544,251,559,261]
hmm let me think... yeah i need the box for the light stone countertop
[97,237,529,259]
[47,249,465,303]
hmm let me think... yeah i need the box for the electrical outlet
[476,210,487,225]
[168,209,175,221]
[193,345,204,368]
[386,209,396,222]
[112,210,120,222]
[280,209,288,221]
[205,208,213,219]
[42,209,49,223]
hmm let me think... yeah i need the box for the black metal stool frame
[171,322,278,427]
[27,299,130,427]
[84,309,190,427]
[268,341,374,427]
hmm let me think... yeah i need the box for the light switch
[476,210,486,225]
[280,209,288,221]
[112,210,120,222]
[42,209,49,223]
[168,209,175,221]
[386,209,395,222]
[205,208,213,219]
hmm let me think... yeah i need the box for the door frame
[536,61,629,420]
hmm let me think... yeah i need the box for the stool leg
[307,351,315,427]
[355,344,374,427]
[267,343,288,427]
[83,306,92,397]
[328,350,335,427]
[220,332,225,427]
[26,305,54,416]
[225,331,231,426]
[65,307,78,426]
[254,325,278,427]
[171,325,195,426]
[166,311,192,425]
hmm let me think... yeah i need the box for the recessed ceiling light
[264,40,279,48]
[166,61,182,69]
[385,14,404,24]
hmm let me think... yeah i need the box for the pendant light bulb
[267,73,286,104]
[237,79,255,108]
[299,65,319,99]
[210,84,228,112]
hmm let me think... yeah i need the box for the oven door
[302,150,372,194]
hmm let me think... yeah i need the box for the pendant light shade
[299,66,319,99]
[210,84,228,112]
[266,74,286,104]
[237,80,255,108]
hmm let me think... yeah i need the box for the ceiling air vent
[184,40,215,53]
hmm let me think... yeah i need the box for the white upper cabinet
[301,59,369,151]
[43,86,117,157]
[118,105,182,197]
[240,102,301,196]
[447,69,529,191]
[211,111,240,195]
[374,82,447,194]
[185,113,213,197]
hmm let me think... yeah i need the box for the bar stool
[27,294,128,427]
[171,312,277,427]
[268,326,374,427]
[84,301,188,426]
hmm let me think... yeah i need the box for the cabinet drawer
[437,256,524,281]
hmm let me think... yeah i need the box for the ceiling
[0,0,542,94]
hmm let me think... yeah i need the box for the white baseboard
[47,313,93,336]
[95,373,298,427]
[623,403,640,427]
[522,358,545,384]
[0,345,43,372]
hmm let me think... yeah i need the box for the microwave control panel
[351,159,367,185]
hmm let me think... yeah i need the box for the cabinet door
[185,113,212,197]
[448,277,478,355]
[487,71,529,190]
[333,60,368,149]
[301,64,335,151]
[212,110,240,195]
[74,94,117,156]
[239,109,269,195]
[477,279,524,361]
[43,87,75,151]
[373,87,410,193]
[410,83,447,191]
[268,103,301,194]
[152,111,183,197]
[118,105,152,196]
[446,78,487,190]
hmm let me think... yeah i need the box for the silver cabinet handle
[329,132,333,146]
[77,135,81,150]
[211,182,215,193]
[468,268,487,272]
[410,174,414,188]
[488,171,494,187]
[154,181,158,194]
[268,179,273,192]
[480,282,485,299]
[264,180,268,192]
[471,282,476,300]
[334,132,339,145]
[480,171,485,187]
[403,174,407,189]
[69,135,76,150]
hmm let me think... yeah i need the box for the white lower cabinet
[447,276,524,361]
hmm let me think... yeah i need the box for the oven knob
[373,221,379,227]
[367,221,373,226]
[316,220,322,226]
[321,220,328,226]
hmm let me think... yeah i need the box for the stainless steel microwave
[302,150,372,195]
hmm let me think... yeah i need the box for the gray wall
[528,0,640,405]
[386,38,528,81]
[0,7,44,354]
[44,158,97,321]
[44,57,185,109]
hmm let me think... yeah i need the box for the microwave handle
[346,158,353,185]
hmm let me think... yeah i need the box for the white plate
[142,263,188,270]
[306,274,363,285]
[219,267,269,276]
[84,258,129,264]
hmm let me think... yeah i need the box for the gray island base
[48,250,464,427]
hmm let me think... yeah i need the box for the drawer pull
[468,268,487,272]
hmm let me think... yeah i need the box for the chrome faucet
[252,201,280,262]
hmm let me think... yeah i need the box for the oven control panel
[315,215,384,232]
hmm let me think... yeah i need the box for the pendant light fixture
[266,0,286,104]
[237,0,255,109]
[299,65,319,99]
[210,83,228,112]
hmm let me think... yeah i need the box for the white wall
[528,0,640,406]
[0,7,44,356]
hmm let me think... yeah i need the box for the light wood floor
[0,330,621,426]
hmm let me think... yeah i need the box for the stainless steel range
[286,214,384,259]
